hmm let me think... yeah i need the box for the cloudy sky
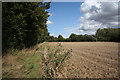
[46,0,119,38]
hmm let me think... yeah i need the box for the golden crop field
[48,42,118,78]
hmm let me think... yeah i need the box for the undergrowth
[2,42,72,78]
[42,42,72,78]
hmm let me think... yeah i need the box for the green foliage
[69,33,77,42]
[65,38,71,42]
[96,28,120,42]
[47,28,119,42]
[2,2,51,53]
[47,36,58,42]
[58,35,65,42]
[69,33,97,42]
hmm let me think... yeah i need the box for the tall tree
[2,2,51,52]
[96,28,120,42]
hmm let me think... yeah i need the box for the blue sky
[46,1,118,38]
[46,2,83,38]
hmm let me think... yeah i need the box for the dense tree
[65,38,70,42]
[69,33,97,42]
[96,28,120,42]
[69,33,77,42]
[67,28,119,42]
[46,28,119,42]
[47,36,58,42]
[58,35,65,42]
[2,2,51,52]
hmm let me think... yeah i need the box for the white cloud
[64,0,119,35]
[50,33,68,38]
[77,0,119,34]
[50,33,58,37]
[47,20,54,24]
[64,27,78,32]
[50,33,54,36]
[59,33,68,38]
[46,13,53,25]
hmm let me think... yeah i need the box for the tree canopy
[95,28,120,42]
[2,2,51,52]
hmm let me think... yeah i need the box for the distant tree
[54,37,58,42]
[58,35,65,42]
[65,38,70,42]
[68,33,97,42]
[48,36,58,42]
[69,33,77,42]
[96,28,120,42]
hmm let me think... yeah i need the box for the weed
[11,49,19,56]
[42,42,72,78]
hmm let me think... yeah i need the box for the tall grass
[42,42,72,78]
[2,42,72,78]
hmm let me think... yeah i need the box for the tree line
[2,2,51,52]
[96,28,120,42]
[48,28,120,42]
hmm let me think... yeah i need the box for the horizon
[46,1,119,38]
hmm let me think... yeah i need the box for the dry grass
[41,43,72,78]
[2,42,71,78]
[2,43,44,78]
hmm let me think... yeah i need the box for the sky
[46,0,119,38]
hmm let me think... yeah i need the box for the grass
[2,44,44,78]
[2,42,72,78]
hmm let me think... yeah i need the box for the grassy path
[2,42,71,78]
[3,44,44,78]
